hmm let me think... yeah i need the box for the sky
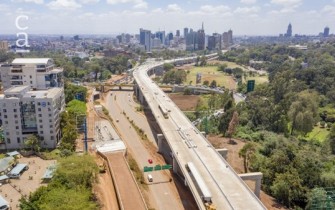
[0,0,335,35]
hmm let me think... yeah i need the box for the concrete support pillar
[216,148,228,160]
[200,131,206,137]
[172,154,178,174]
[239,172,263,198]
[157,134,164,153]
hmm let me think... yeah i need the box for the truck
[186,162,216,209]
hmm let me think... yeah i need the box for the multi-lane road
[133,61,267,210]
[105,91,196,210]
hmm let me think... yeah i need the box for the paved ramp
[103,152,147,210]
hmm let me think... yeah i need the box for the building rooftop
[12,58,52,65]
[4,85,30,94]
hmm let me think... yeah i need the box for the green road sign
[144,166,153,172]
[162,164,172,170]
[247,80,255,92]
[154,165,162,171]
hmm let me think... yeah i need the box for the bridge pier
[172,153,179,174]
[238,172,263,198]
[216,148,228,160]
[157,134,164,153]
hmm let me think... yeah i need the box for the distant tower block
[196,72,202,84]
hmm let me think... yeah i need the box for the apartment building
[0,86,65,149]
[0,58,63,90]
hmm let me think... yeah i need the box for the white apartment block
[0,58,63,91]
[0,86,65,149]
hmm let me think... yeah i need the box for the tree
[210,80,217,88]
[328,124,335,154]
[288,90,319,135]
[239,142,257,173]
[271,168,306,208]
[203,80,209,86]
[200,56,207,66]
[226,111,239,143]
[24,134,41,153]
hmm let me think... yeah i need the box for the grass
[126,153,147,190]
[305,126,330,142]
[185,66,237,89]
[0,154,5,159]
[245,75,269,84]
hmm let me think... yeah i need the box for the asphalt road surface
[104,92,186,210]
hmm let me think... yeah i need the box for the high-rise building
[0,85,65,149]
[155,31,165,46]
[0,41,8,51]
[324,26,330,37]
[186,30,198,51]
[176,30,180,37]
[140,28,151,52]
[168,32,173,41]
[228,29,233,44]
[197,22,205,50]
[208,33,222,50]
[184,28,189,38]
[285,23,292,37]
[0,58,64,90]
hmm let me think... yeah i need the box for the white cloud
[133,1,148,9]
[106,0,141,4]
[0,4,10,11]
[47,0,82,10]
[200,5,230,14]
[12,0,44,4]
[271,0,302,8]
[167,4,182,12]
[79,0,99,3]
[322,5,335,15]
[234,6,260,14]
[240,0,257,4]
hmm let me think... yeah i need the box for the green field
[305,126,330,142]
[186,66,237,90]
[245,75,269,85]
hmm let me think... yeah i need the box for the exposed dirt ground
[168,94,200,111]
[207,135,287,210]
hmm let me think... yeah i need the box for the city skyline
[0,0,335,35]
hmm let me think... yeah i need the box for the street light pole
[84,117,88,152]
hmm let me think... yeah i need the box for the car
[116,119,119,122]
[148,159,153,164]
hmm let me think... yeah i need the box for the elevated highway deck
[133,58,266,210]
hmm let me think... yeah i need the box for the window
[37,102,41,106]
[48,102,51,105]
[39,119,42,123]
[6,132,9,135]
[38,114,42,117]
[50,136,54,140]
[39,125,43,128]
[49,114,52,117]
[50,131,53,134]
[30,81,33,84]
[40,136,44,141]
[4,121,8,124]
[15,120,18,124]
[30,75,32,79]
[38,108,41,111]
[16,126,19,129]
[49,119,52,122]
[7,138,10,143]
[40,131,43,134]
[48,108,51,111]
[4,115,7,119]
[17,137,20,143]
[50,125,53,128]
[14,115,17,118]
[13,109,17,112]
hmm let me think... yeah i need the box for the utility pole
[84,117,88,152]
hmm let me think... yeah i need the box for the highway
[105,92,193,210]
[133,60,267,210]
